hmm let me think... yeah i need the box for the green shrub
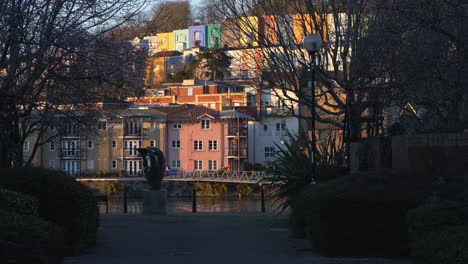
[407,200,467,242]
[411,225,468,264]
[302,170,431,257]
[0,168,99,255]
[0,188,39,215]
[0,209,65,264]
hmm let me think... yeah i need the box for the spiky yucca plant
[266,130,314,213]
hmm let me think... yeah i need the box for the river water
[99,196,286,214]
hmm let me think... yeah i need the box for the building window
[87,160,94,169]
[171,140,180,149]
[23,141,29,152]
[265,147,275,158]
[208,160,218,171]
[201,119,211,130]
[150,123,157,129]
[210,103,216,109]
[49,160,56,169]
[172,160,180,168]
[194,140,203,151]
[194,160,203,170]
[112,140,117,149]
[49,142,55,151]
[263,125,268,131]
[173,124,182,129]
[87,140,93,149]
[98,121,107,130]
[112,160,117,169]
[150,140,155,147]
[208,140,218,151]
[276,122,286,131]
[188,88,193,96]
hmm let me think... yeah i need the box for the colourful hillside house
[221,19,240,48]
[293,13,329,44]
[156,32,175,52]
[188,25,207,48]
[239,16,260,47]
[206,24,221,49]
[174,29,189,51]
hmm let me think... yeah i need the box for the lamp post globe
[303,34,323,54]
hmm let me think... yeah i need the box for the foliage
[196,48,233,80]
[0,0,146,168]
[0,209,65,264]
[104,182,125,196]
[243,162,265,171]
[0,168,99,254]
[406,198,468,264]
[0,188,38,216]
[265,130,313,213]
[411,225,468,264]
[301,170,431,257]
[316,129,345,168]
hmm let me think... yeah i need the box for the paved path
[64,213,411,264]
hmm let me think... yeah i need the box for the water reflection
[98,196,284,214]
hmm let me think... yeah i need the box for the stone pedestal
[142,189,167,215]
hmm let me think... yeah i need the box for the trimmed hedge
[407,200,468,264]
[407,200,467,242]
[411,225,468,264]
[0,188,39,215]
[0,209,65,264]
[0,168,99,254]
[301,170,431,257]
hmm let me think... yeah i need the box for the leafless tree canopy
[213,0,466,140]
[0,0,148,167]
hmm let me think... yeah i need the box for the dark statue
[137,147,166,190]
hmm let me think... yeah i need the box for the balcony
[261,107,293,117]
[227,127,248,137]
[123,129,142,137]
[60,148,81,158]
[226,147,248,159]
[124,148,140,157]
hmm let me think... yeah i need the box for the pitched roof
[162,104,220,122]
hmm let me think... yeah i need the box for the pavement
[64,213,412,264]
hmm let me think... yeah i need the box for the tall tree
[0,0,147,168]
[147,0,193,34]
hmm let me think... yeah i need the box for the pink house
[154,105,253,172]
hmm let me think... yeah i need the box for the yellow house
[23,108,167,177]
[156,32,175,52]
[239,16,259,47]
[145,57,166,88]
[293,13,329,45]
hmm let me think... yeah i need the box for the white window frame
[201,119,211,130]
[49,141,55,151]
[208,160,218,171]
[172,160,180,168]
[111,160,117,169]
[194,160,203,171]
[87,140,93,149]
[112,140,117,149]
[150,140,155,147]
[208,140,218,151]
[265,147,275,158]
[171,140,180,149]
[173,124,182,129]
[194,140,203,151]
[23,141,29,152]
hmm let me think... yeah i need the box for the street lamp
[303,34,322,183]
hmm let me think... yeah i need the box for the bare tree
[0,0,148,168]
[216,0,382,142]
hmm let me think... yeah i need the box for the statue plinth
[142,189,167,215]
